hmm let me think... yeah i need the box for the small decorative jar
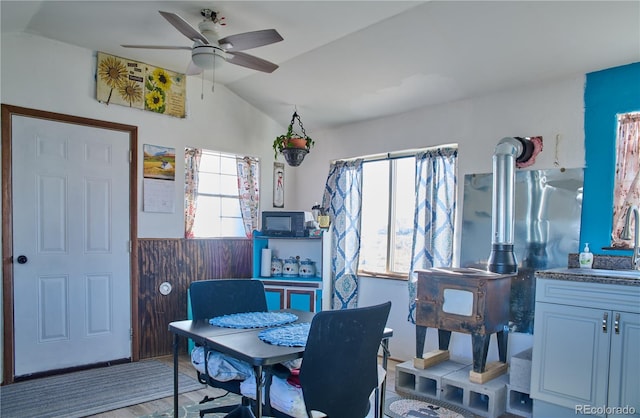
[283,257,300,277]
[271,257,283,277]
[299,259,316,277]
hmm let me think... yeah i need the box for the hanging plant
[273,112,315,166]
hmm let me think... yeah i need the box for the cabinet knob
[614,313,620,334]
[602,312,608,333]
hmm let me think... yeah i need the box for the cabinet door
[608,312,640,418]
[264,287,285,310]
[531,303,610,410]
[287,288,318,312]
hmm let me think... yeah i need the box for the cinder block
[395,359,469,400]
[509,348,533,392]
[442,365,507,418]
[506,384,533,418]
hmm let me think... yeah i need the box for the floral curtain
[611,112,640,247]
[322,159,364,309]
[236,156,260,238]
[407,147,458,323]
[184,147,202,238]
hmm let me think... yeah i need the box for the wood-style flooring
[87,354,400,417]
[87,355,523,417]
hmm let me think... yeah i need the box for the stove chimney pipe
[488,137,534,274]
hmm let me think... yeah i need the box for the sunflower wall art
[96,52,186,118]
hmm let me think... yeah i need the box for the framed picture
[273,162,285,208]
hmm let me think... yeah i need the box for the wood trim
[259,279,321,288]
[1,104,139,384]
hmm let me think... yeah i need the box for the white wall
[291,75,586,362]
[1,31,590,369]
[0,32,289,381]
[1,32,290,238]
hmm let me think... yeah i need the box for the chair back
[299,301,391,418]
[189,279,268,320]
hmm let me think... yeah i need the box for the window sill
[358,271,408,281]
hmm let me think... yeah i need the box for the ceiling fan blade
[121,44,192,50]
[226,51,279,73]
[218,29,283,51]
[186,60,203,76]
[159,10,210,44]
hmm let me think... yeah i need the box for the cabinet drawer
[535,278,640,314]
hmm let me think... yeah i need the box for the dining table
[169,309,393,418]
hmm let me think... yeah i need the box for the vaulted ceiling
[2,1,639,132]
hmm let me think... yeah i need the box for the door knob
[16,255,28,264]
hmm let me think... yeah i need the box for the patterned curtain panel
[236,156,260,238]
[184,147,202,238]
[611,113,640,247]
[322,159,364,309]
[407,147,458,323]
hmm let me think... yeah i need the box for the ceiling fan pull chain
[212,54,216,92]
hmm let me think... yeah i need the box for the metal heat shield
[460,168,583,333]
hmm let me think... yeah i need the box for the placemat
[258,322,311,347]
[209,311,298,329]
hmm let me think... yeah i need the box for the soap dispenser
[579,243,594,268]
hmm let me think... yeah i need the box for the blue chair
[189,279,268,418]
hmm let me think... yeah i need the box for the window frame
[358,154,415,280]
[189,149,256,238]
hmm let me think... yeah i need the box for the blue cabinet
[253,230,330,312]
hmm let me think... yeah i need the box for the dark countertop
[536,267,640,286]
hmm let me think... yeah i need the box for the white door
[12,115,131,376]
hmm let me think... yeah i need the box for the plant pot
[285,137,308,149]
[282,148,308,167]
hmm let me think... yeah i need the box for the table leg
[254,365,263,418]
[173,333,179,418]
[379,337,391,418]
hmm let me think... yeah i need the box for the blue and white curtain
[322,159,364,309]
[408,147,458,323]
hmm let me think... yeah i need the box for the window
[359,156,416,277]
[611,112,640,247]
[189,150,253,238]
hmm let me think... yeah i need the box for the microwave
[262,211,308,237]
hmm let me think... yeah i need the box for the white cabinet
[252,231,331,312]
[531,277,640,418]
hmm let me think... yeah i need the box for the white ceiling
[2,1,639,132]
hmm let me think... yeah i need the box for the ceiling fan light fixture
[192,46,225,69]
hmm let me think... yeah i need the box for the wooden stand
[469,361,509,384]
[414,349,450,369]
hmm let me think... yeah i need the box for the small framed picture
[273,162,285,208]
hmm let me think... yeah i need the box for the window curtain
[184,147,202,238]
[407,147,458,323]
[236,156,260,238]
[321,159,364,309]
[611,113,640,247]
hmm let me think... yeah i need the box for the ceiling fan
[122,9,283,75]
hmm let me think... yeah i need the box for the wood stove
[415,267,513,374]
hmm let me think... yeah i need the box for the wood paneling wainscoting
[137,238,252,359]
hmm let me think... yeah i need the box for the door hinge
[129,150,132,163]
[130,328,133,340]
[128,240,132,253]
